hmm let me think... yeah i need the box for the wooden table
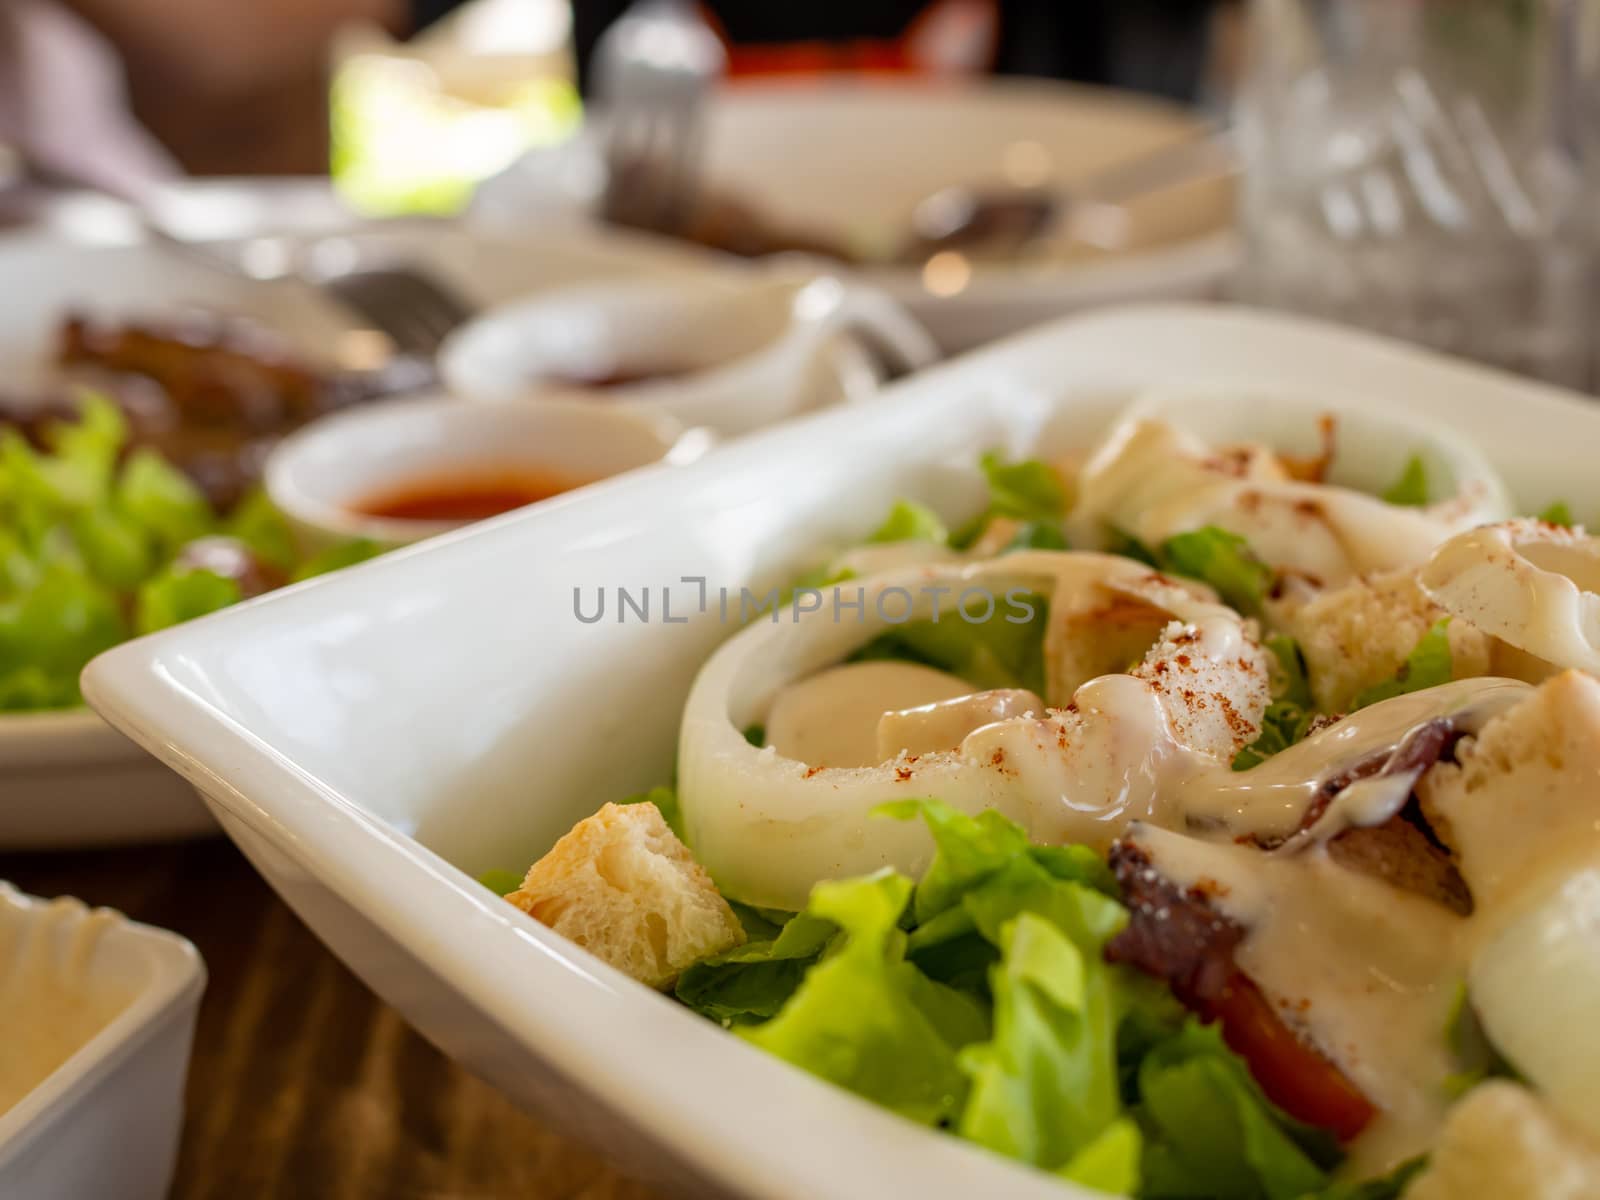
[1,838,664,1200]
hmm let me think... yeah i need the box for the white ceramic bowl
[80,306,1600,1200]
[265,394,704,547]
[0,884,204,1200]
[439,274,936,436]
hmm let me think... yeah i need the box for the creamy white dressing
[1126,823,1468,1176]
[876,688,1043,762]
[1068,419,1480,586]
[0,901,133,1116]
[1178,678,1531,844]
[765,661,973,769]
[1421,520,1600,678]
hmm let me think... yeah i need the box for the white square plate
[81,305,1599,1199]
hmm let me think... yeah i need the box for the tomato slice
[1206,973,1376,1141]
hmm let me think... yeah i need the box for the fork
[593,0,726,236]
[21,154,475,359]
[317,265,476,359]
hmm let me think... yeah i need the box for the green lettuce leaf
[289,537,386,582]
[70,507,156,590]
[958,911,1125,1172]
[979,453,1068,523]
[1536,500,1574,527]
[1380,456,1430,507]
[618,783,685,841]
[1160,527,1273,615]
[739,870,971,1124]
[876,797,1114,927]
[1352,618,1453,709]
[1233,701,1317,771]
[676,909,838,1024]
[46,391,126,498]
[1059,1116,1143,1194]
[868,499,949,546]
[115,448,214,553]
[135,567,245,634]
[849,591,1048,694]
[1135,1021,1337,1199]
[1264,634,1314,710]
[1233,637,1319,770]
[224,488,299,571]
[1441,980,1520,1096]
[1108,529,1161,568]
[476,867,524,896]
[951,453,1069,548]
[1297,1157,1425,1200]
[0,559,127,710]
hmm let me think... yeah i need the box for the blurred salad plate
[0,224,801,848]
[475,78,1238,351]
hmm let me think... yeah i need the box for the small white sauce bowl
[0,884,204,1200]
[265,394,704,547]
[437,273,939,436]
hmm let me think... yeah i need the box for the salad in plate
[0,393,380,712]
[489,399,1599,1199]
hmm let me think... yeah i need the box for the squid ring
[677,551,1270,908]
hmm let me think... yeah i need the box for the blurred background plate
[475,77,1238,351]
[0,221,792,850]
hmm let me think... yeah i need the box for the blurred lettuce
[1233,637,1318,770]
[979,453,1069,524]
[224,489,299,572]
[952,453,1069,549]
[868,499,949,545]
[135,567,244,635]
[1352,619,1453,709]
[619,783,686,841]
[1380,456,1430,507]
[477,867,525,897]
[849,590,1049,694]
[116,448,213,553]
[1160,527,1272,615]
[0,394,390,711]
[0,558,127,710]
[1535,500,1574,528]
[289,537,386,583]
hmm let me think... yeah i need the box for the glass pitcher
[1234,0,1598,388]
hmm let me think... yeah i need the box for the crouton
[1269,567,1491,713]
[1401,1082,1600,1200]
[506,802,745,990]
[1415,670,1600,913]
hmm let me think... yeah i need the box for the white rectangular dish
[0,884,204,1200]
[81,305,1599,1199]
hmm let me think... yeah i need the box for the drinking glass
[1235,0,1597,387]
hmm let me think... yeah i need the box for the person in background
[573,0,1227,103]
[8,0,1231,181]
